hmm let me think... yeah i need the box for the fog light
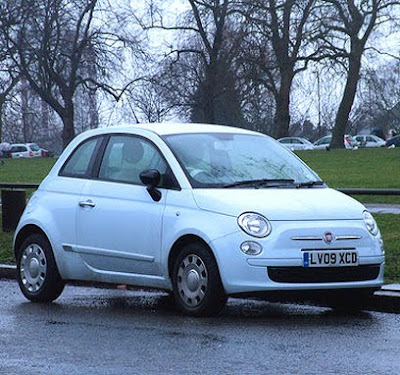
[240,241,263,255]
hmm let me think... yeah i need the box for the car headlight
[363,211,379,236]
[238,212,271,238]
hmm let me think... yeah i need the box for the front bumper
[210,220,385,295]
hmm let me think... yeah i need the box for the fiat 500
[14,124,384,315]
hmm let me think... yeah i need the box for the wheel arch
[14,224,50,257]
[168,234,215,279]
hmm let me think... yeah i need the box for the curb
[0,264,18,279]
[1,263,399,313]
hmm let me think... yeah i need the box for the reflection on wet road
[0,279,399,375]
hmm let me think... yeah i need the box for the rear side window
[11,146,27,152]
[60,137,101,177]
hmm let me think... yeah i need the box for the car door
[75,134,173,276]
[11,145,27,158]
[55,136,105,253]
[365,136,376,147]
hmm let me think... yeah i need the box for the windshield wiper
[295,180,325,188]
[223,179,295,188]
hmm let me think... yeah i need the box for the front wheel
[16,233,65,302]
[172,242,227,316]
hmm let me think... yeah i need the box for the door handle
[79,200,96,208]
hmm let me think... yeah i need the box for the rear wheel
[16,233,65,302]
[172,242,227,316]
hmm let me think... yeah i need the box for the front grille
[268,265,380,284]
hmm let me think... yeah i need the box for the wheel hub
[19,244,47,293]
[186,269,200,292]
[28,258,40,279]
[177,254,208,307]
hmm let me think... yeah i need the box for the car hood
[192,188,365,221]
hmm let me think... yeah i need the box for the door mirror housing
[140,169,162,202]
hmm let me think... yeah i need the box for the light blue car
[14,124,384,315]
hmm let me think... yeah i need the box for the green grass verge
[0,157,56,183]
[375,214,400,284]
[0,216,15,263]
[1,148,399,202]
[296,148,400,204]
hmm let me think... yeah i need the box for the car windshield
[30,144,40,151]
[164,132,322,188]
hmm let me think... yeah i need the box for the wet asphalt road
[1,279,399,375]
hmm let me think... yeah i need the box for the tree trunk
[273,72,293,139]
[0,101,3,143]
[331,48,362,149]
[61,98,75,149]
[203,83,216,124]
[21,78,30,142]
[203,63,217,124]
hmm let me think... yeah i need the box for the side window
[98,135,174,188]
[60,137,100,177]
[319,137,329,145]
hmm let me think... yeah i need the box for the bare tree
[144,0,246,126]
[353,59,400,135]
[0,72,19,143]
[0,5,19,143]
[0,0,140,148]
[241,0,317,138]
[0,0,103,147]
[314,0,400,148]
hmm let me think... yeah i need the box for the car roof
[79,123,262,138]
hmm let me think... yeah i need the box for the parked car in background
[0,142,12,158]
[277,137,314,151]
[345,135,360,149]
[0,149,11,158]
[40,148,54,157]
[0,150,11,158]
[386,135,400,148]
[354,135,386,148]
[14,123,384,316]
[313,135,358,150]
[10,143,43,158]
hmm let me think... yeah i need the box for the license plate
[303,250,358,268]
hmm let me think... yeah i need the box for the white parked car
[277,137,314,151]
[354,135,386,148]
[313,135,358,150]
[10,143,42,158]
[14,124,384,315]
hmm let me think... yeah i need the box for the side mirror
[140,169,162,202]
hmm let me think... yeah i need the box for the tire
[172,242,227,316]
[16,233,65,302]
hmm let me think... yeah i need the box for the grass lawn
[0,157,56,183]
[375,214,400,284]
[296,148,400,204]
